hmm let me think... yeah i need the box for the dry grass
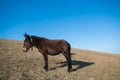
[0,39,120,80]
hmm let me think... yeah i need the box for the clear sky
[0,0,120,54]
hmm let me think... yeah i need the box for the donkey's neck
[31,35,48,48]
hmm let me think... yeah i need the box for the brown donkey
[22,33,72,72]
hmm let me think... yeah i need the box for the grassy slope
[0,39,120,80]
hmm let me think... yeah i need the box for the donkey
[22,33,72,72]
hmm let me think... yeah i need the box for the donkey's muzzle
[22,47,27,52]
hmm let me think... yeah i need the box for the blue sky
[0,0,120,54]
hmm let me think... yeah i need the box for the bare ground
[0,39,120,80]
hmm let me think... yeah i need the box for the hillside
[0,39,120,80]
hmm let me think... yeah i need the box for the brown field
[0,39,120,80]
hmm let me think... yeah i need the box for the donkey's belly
[47,49,61,56]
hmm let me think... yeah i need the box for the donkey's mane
[31,35,49,41]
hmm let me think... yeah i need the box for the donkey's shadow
[49,53,94,72]
[49,60,94,72]
[56,60,94,72]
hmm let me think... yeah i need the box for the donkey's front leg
[42,54,48,71]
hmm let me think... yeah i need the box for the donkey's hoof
[68,69,72,72]
[68,67,72,72]
[43,67,48,72]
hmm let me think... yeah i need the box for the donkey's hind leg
[63,52,72,72]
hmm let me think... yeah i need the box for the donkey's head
[23,33,33,52]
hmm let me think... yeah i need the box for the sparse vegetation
[0,39,120,80]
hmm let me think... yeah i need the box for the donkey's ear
[23,33,28,38]
[24,33,27,36]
